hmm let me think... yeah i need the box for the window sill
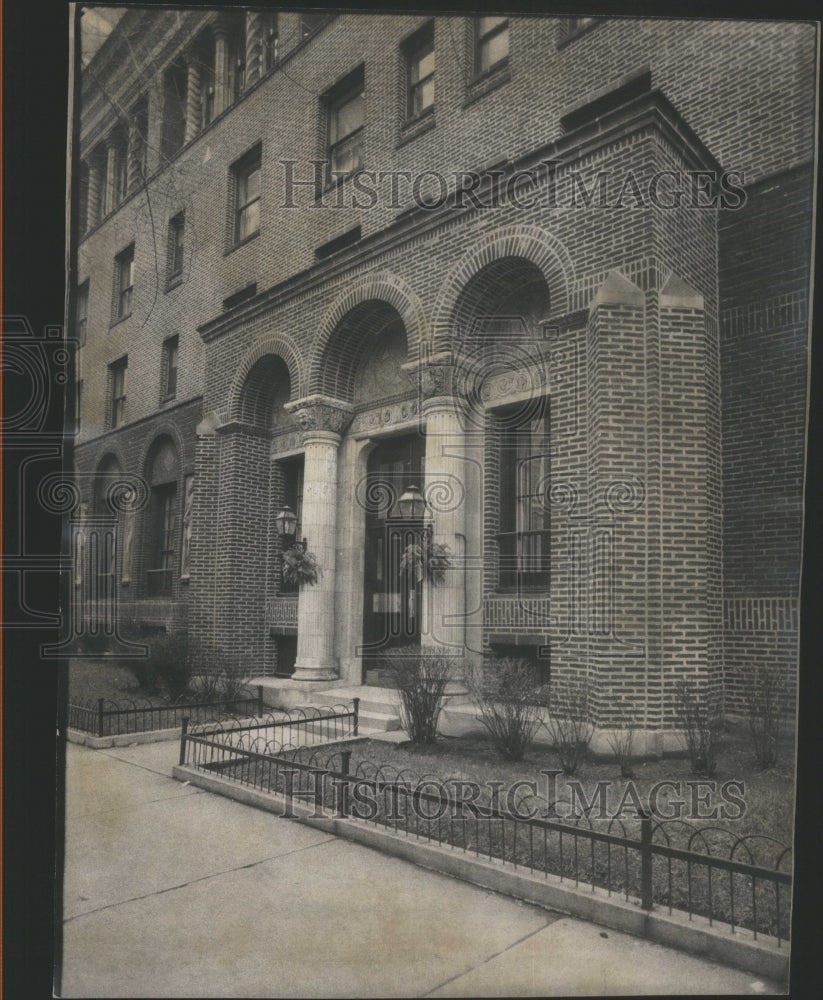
[224,230,260,256]
[464,60,511,108]
[398,108,436,148]
[164,274,184,294]
[159,393,177,406]
[318,167,362,200]
[109,312,132,330]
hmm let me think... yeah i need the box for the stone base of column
[291,660,339,682]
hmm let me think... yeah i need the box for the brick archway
[228,333,305,427]
[308,271,427,398]
[430,226,574,354]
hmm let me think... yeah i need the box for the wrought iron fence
[68,689,266,737]
[185,701,360,750]
[178,734,792,945]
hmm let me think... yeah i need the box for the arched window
[145,438,180,596]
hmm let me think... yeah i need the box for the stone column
[213,17,231,117]
[284,396,354,682]
[412,356,470,673]
[244,11,263,88]
[184,51,201,141]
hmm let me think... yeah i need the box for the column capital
[401,352,470,403]
[284,395,354,436]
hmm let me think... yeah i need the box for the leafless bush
[539,676,594,775]
[674,680,724,776]
[606,697,637,778]
[387,646,453,744]
[468,658,542,761]
[737,664,789,769]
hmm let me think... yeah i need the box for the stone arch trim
[91,444,126,475]
[308,271,428,394]
[227,332,305,425]
[430,225,575,354]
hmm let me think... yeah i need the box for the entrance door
[362,434,425,682]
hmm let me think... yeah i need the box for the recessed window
[496,400,550,590]
[405,22,435,119]
[474,16,509,76]
[301,13,327,40]
[114,244,134,321]
[145,438,180,597]
[326,67,365,181]
[130,95,149,186]
[167,213,185,283]
[232,147,261,243]
[262,13,279,72]
[161,60,187,158]
[108,356,127,429]
[162,335,179,400]
[113,133,128,206]
[75,280,89,346]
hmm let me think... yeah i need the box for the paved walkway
[58,742,783,997]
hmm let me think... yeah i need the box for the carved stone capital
[401,353,462,400]
[284,395,354,436]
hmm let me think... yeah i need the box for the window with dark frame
[109,356,127,429]
[233,147,261,243]
[474,15,509,76]
[114,138,128,205]
[147,482,177,596]
[405,22,435,119]
[114,244,134,320]
[300,12,327,40]
[75,280,89,346]
[496,401,550,590]
[162,335,179,400]
[327,67,364,181]
[262,12,279,72]
[167,213,185,282]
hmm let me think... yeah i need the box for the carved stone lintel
[284,395,355,436]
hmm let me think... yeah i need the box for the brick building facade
[71,10,816,751]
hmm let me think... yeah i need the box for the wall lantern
[398,485,428,521]
[275,506,306,549]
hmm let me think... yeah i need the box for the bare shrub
[674,680,724,776]
[468,658,542,761]
[387,646,453,744]
[738,664,789,769]
[606,697,637,778]
[539,676,594,775]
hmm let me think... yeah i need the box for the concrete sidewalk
[58,742,783,997]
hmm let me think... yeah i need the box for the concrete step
[357,709,401,732]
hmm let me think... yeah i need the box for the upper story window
[167,212,185,284]
[130,95,149,186]
[404,21,435,119]
[75,280,89,347]
[301,13,327,40]
[113,243,134,321]
[262,13,279,72]
[108,356,127,429]
[112,131,129,208]
[326,66,365,182]
[161,60,187,159]
[227,15,246,101]
[496,400,550,591]
[162,335,179,400]
[474,16,509,76]
[78,162,89,235]
[232,145,261,244]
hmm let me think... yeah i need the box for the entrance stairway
[310,685,403,736]
[252,679,404,736]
